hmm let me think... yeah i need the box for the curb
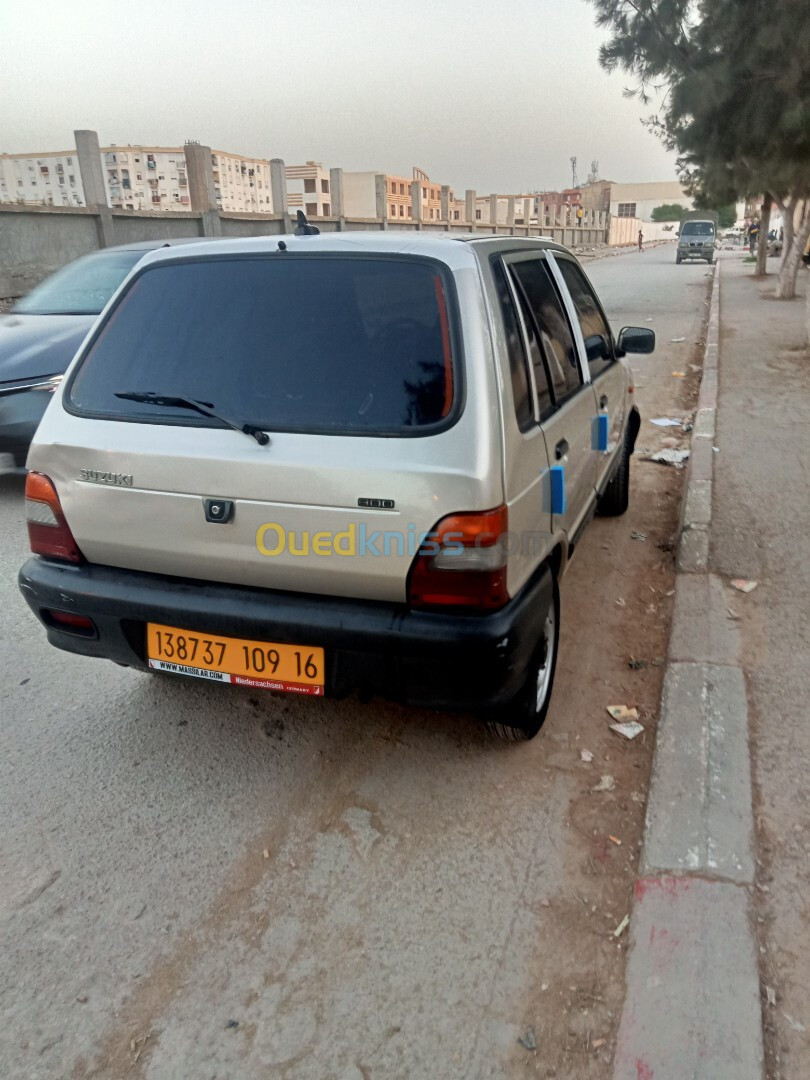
[613,264,765,1079]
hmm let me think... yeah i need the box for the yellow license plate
[146,623,325,695]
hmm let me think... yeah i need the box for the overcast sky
[0,0,677,192]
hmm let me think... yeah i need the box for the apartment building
[0,151,86,207]
[285,163,333,217]
[212,152,272,213]
[340,167,449,222]
[0,144,273,213]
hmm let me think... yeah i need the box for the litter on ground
[609,835,622,846]
[518,1028,538,1051]
[630,531,647,541]
[607,705,639,721]
[649,448,690,467]
[671,371,686,377]
[613,914,630,938]
[730,579,758,593]
[670,337,687,343]
[580,749,594,763]
[610,721,645,740]
[592,775,616,792]
[649,417,682,427]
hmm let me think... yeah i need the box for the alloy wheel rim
[535,602,556,712]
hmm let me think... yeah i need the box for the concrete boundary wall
[0,201,610,300]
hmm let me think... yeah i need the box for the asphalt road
[0,244,711,1080]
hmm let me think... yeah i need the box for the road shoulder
[613,261,765,1079]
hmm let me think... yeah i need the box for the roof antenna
[294,210,320,236]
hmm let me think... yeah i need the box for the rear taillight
[408,505,509,611]
[25,471,84,563]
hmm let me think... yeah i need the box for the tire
[597,433,630,517]
[706,255,714,264]
[484,577,560,742]
[675,255,682,264]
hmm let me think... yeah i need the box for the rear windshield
[67,255,458,435]
[681,222,715,236]
[14,249,146,315]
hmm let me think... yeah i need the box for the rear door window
[509,259,582,406]
[67,256,460,435]
[490,259,533,430]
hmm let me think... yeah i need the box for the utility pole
[570,156,578,188]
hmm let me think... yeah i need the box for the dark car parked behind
[0,239,208,473]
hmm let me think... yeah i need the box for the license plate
[146,623,325,695]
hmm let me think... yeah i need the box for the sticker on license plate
[146,623,324,695]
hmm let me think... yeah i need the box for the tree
[651,203,685,221]
[692,199,737,230]
[588,0,810,299]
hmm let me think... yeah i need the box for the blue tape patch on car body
[550,465,566,516]
[592,413,610,452]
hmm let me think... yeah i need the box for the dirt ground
[501,278,708,1077]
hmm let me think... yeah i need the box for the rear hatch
[31,244,501,603]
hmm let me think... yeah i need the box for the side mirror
[617,326,655,355]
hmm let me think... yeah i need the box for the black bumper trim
[18,558,554,712]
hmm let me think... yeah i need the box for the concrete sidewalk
[613,254,788,1078]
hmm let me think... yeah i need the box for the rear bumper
[18,558,554,712]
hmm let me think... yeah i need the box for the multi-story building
[213,152,272,213]
[0,144,273,213]
[0,151,85,207]
[285,163,333,217]
[341,167,449,222]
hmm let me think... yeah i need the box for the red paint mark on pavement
[634,875,692,902]
[636,1060,654,1080]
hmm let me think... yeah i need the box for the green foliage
[587,0,810,206]
[651,203,685,221]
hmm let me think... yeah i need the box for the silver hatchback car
[19,233,652,739]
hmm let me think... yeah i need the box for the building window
[322,203,330,216]
[422,186,427,199]
[399,205,404,217]
[305,202,318,217]
[390,181,396,194]
[453,210,460,220]
[476,209,482,220]
[321,179,329,193]
[399,183,405,195]
[304,178,316,193]
[390,204,396,217]
[429,208,434,220]
[617,202,637,218]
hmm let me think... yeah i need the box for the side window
[491,259,533,431]
[510,259,582,406]
[513,286,553,420]
[555,258,615,379]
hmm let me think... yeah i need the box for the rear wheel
[597,433,630,517]
[484,578,559,742]
[675,254,682,264]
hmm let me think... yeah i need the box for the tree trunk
[756,194,772,275]
[776,203,810,300]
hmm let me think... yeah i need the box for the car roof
[131,230,572,272]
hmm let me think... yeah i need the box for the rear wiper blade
[114,391,270,446]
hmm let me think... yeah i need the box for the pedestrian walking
[748,219,759,254]
[638,229,644,253]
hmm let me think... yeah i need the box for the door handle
[599,394,609,409]
[555,438,569,460]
